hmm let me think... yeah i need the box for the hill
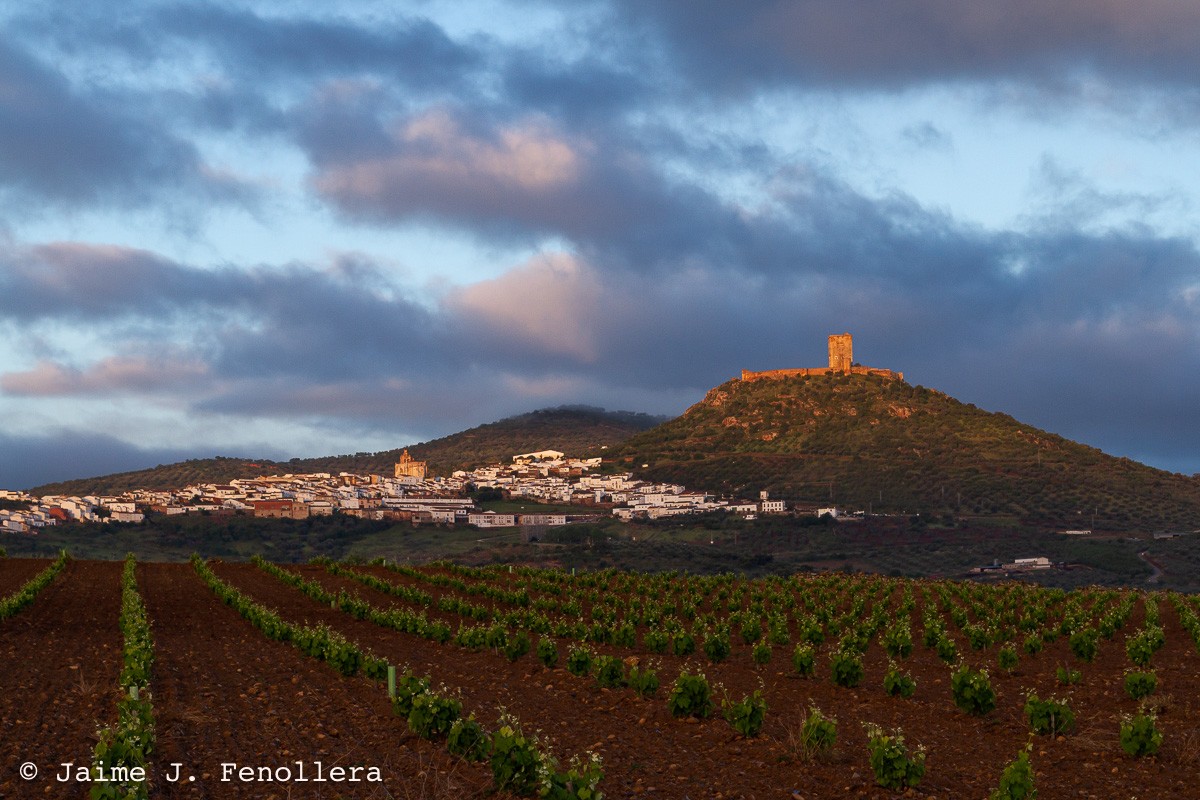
[29,406,663,497]
[610,373,1200,531]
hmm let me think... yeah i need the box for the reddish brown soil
[0,559,122,799]
[0,557,53,596]
[216,563,1200,799]
[140,562,498,799]
[4,558,1199,799]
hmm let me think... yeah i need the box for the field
[6,512,1198,591]
[3,554,1200,799]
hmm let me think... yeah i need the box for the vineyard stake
[387,665,396,699]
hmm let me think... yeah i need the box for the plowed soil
[0,559,123,799]
[140,562,497,799]
[0,556,53,595]
[215,563,1200,799]
[2,557,1198,799]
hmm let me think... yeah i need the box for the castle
[394,449,428,479]
[740,333,903,382]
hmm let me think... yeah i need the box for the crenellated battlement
[740,333,903,382]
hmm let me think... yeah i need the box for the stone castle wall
[740,366,903,382]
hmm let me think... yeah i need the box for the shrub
[751,640,772,667]
[936,633,958,664]
[447,716,489,762]
[594,654,625,689]
[503,631,531,662]
[702,630,731,663]
[863,723,925,790]
[722,689,767,738]
[1126,626,1164,668]
[626,661,660,699]
[489,714,547,795]
[566,644,594,677]
[739,617,762,645]
[768,614,791,646]
[550,752,605,800]
[829,645,864,688]
[797,706,837,756]
[883,661,916,699]
[667,669,715,718]
[792,644,816,677]
[1068,628,1098,663]
[612,621,637,648]
[1119,713,1162,757]
[966,623,993,650]
[672,632,696,657]
[882,620,914,659]
[798,615,825,645]
[407,690,462,740]
[950,663,996,716]
[990,747,1036,800]
[536,637,558,668]
[1024,693,1075,736]
[1124,670,1158,701]
[392,671,430,719]
[1023,634,1043,656]
[1055,666,1082,686]
[998,646,1019,673]
[643,627,669,654]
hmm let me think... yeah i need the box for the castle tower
[828,333,853,374]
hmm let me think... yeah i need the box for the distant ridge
[28,406,664,497]
[611,373,1200,531]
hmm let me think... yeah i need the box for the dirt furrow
[142,562,496,800]
[0,557,54,597]
[0,559,122,799]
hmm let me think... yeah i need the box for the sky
[2,0,1199,489]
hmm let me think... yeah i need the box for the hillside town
[0,450,827,536]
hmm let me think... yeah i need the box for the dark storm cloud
[0,242,454,380]
[0,38,241,209]
[0,430,235,490]
[0,243,223,321]
[603,0,1200,91]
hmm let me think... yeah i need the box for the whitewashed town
[0,449,838,536]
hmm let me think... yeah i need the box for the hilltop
[611,372,1200,531]
[29,406,663,497]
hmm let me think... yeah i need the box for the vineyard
[2,555,1199,798]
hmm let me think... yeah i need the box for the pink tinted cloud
[445,252,605,361]
[312,108,585,222]
[1,356,210,397]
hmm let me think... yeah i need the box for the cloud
[153,4,480,91]
[900,122,953,152]
[0,430,231,490]
[604,0,1200,92]
[0,242,214,321]
[1021,155,1189,231]
[444,252,604,361]
[308,107,589,231]
[0,356,210,397]
[0,38,250,210]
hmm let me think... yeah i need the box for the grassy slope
[611,373,1200,531]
